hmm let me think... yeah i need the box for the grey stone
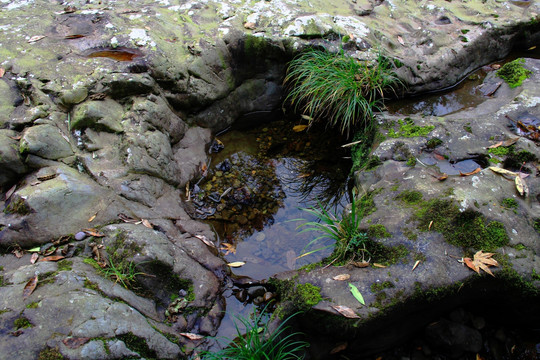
[100,73,156,99]
[60,87,88,106]
[20,124,74,160]
[0,129,26,187]
[71,99,124,133]
[0,79,17,127]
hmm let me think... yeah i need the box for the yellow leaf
[488,166,517,177]
[292,125,308,132]
[227,261,245,268]
[412,260,420,271]
[332,274,351,281]
[515,175,527,197]
[373,263,386,268]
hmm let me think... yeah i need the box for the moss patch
[3,196,31,215]
[497,58,532,88]
[57,260,73,271]
[117,332,157,359]
[367,224,391,238]
[501,198,518,209]
[388,118,434,138]
[396,190,423,205]
[269,278,322,315]
[370,281,395,292]
[426,137,443,149]
[38,348,65,360]
[415,199,509,250]
[14,316,33,329]
[26,302,39,309]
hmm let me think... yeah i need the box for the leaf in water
[30,253,39,264]
[285,249,296,270]
[331,305,360,319]
[412,260,421,271]
[459,168,481,176]
[82,228,104,237]
[220,242,236,255]
[180,332,205,340]
[330,341,348,354]
[63,337,91,349]
[333,274,351,281]
[28,35,45,43]
[292,125,308,132]
[515,175,527,196]
[433,153,446,161]
[194,234,215,248]
[39,255,65,262]
[348,283,365,305]
[227,261,245,268]
[373,263,386,268]
[23,275,38,298]
[141,219,153,229]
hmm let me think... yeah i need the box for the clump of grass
[284,49,400,136]
[202,307,308,360]
[497,58,531,88]
[84,257,145,289]
[295,190,368,263]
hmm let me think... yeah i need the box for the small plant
[84,257,145,289]
[202,306,308,360]
[284,48,400,136]
[295,189,368,263]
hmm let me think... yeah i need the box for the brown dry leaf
[180,332,205,340]
[436,173,448,181]
[491,64,501,70]
[38,255,65,262]
[433,152,446,161]
[65,34,86,39]
[82,228,104,237]
[460,167,481,176]
[331,305,360,319]
[194,234,215,248]
[30,253,39,264]
[227,261,245,268]
[397,35,405,46]
[141,219,154,229]
[333,274,351,281]
[87,213,97,222]
[373,263,386,268]
[330,341,348,354]
[412,260,421,271]
[292,124,308,132]
[502,137,520,147]
[13,249,24,258]
[0,67,4,78]
[463,251,499,276]
[28,35,45,43]
[352,261,370,268]
[220,242,236,255]
[37,174,57,181]
[5,184,16,201]
[118,213,139,223]
[487,141,503,149]
[23,275,38,299]
[8,134,22,140]
[63,337,91,349]
[515,175,527,196]
[243,22,256,30]
[488,166,518,178]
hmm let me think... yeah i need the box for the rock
[20,124,73,160]
[60,87,88,106]
[424,319,482,357]
[0,79,18,127]
[0,129,26,187]
[173,127,212,187]
[99,73,156,99]
[71,99,124,133]
[74,232,87,241]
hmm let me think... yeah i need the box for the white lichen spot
[471,176,480,188]
[333,16,370,38]
[512,229,517,234]
[129,14,142,20]
[105,22,115,29]
[5,0,33,10]
[110,37,118,46]
[129,28,155,47]
[283,15,333,37]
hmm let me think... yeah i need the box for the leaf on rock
[38,255,65,262]
[82,228,104,237]
[487,141,503,149]
[463,251,499,276]
[194,234,215,248]
[118,213,140,223]
[502,137,520,147]
[331,305,360,319]
[351,261,369,268]
[227,261,245,268]
[0,67,4,78]
[373,263,386,268]
[23,275,38,299]
[180,332,205,340]
[460,168,481,176]
[28,35,45,43]
[515,175,527,196]
[293,125,308,132]
[348,283,365,305]
[28,246,41,253]
[488,166,518,178]
[87,213,97,222]
[436,173,448,181]
[397,35,405,46]
[333,274,351,281]
[412,260,421,271]
[13,249,24,258]
[330,342,348,354]
[30,253,39,264]
[141,219,153,229]
[63,337,91,349]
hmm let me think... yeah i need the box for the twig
[341,140,362,148]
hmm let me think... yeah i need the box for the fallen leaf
[5,184,17,201]
[285,249,296,270]
[28,35,45,43]
[23,275,38,298]
[141,219,153,229]
[65,34,86,39]
[502,137,520,147]
[227,261,245,268]
[28,247,41,253]
[37,174,57,181]
[0,67,4,77]
[351,261,369,268]
[491,64,501,70]
[243,22,256,30]
[459,167,481,176]
[30,253,39,264]
[428,220,433,230]
[433,153,446,161]
[333,274,351,281]
[82,228,104,237]
[487,141,503,149]
[13,249,24,258]
[220,242,236,255]
[397,35,405,45]
[38,255,65,262]
[331,305,360,319]
[330,341,348,354]
[373,263,386,268]
[8,135,22,140]
[488,166,517,178]
[292,125,308,132]
[301,114,313,121]
[463,250,499,276]
[63,337,91,349]
[118,213,139,223]
[348,283,365,305]
[194,234,215,248]
[180,332,205,340]
[412,260,421,271]
[87,213,97,222]
[515,175,527,196]
[436,173,448,181]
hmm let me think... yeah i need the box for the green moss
[534,218,540,233]
[501,198,518,209]
[38,348,65,360]
[269,279,322,315]
[461,29,470,34]
[57,260,72,272]
[413,252,427,262]
[26,302,39,309]
[367,224,391,238]
[370,281,395,292]
[396,190,423,205]
[463,125,472,133]
[0,275,5,287]
[0,309,9,315]
[415,198,509,250]
[368,242,409,266]
[532,269,540,281]
[14,316,33,329]
[388,118,434,138]
[390,184,399,192]
[406,157,417,167]
[403,227,418,241]
[296,283,322,306]
[351,127,377,172]
[459,35,468,43]
[426,137,443,149]
[4,196,31,215]
[358,191,378,216]
[488,146,511,156]
[84,278,100,292]
[497,58,532,88]
[117,332,156,359]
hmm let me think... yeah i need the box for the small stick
[341,140,362,148]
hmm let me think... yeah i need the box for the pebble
[75,231,87,241]
[255,232,266,242]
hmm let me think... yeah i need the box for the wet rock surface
[0,0,539,359]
